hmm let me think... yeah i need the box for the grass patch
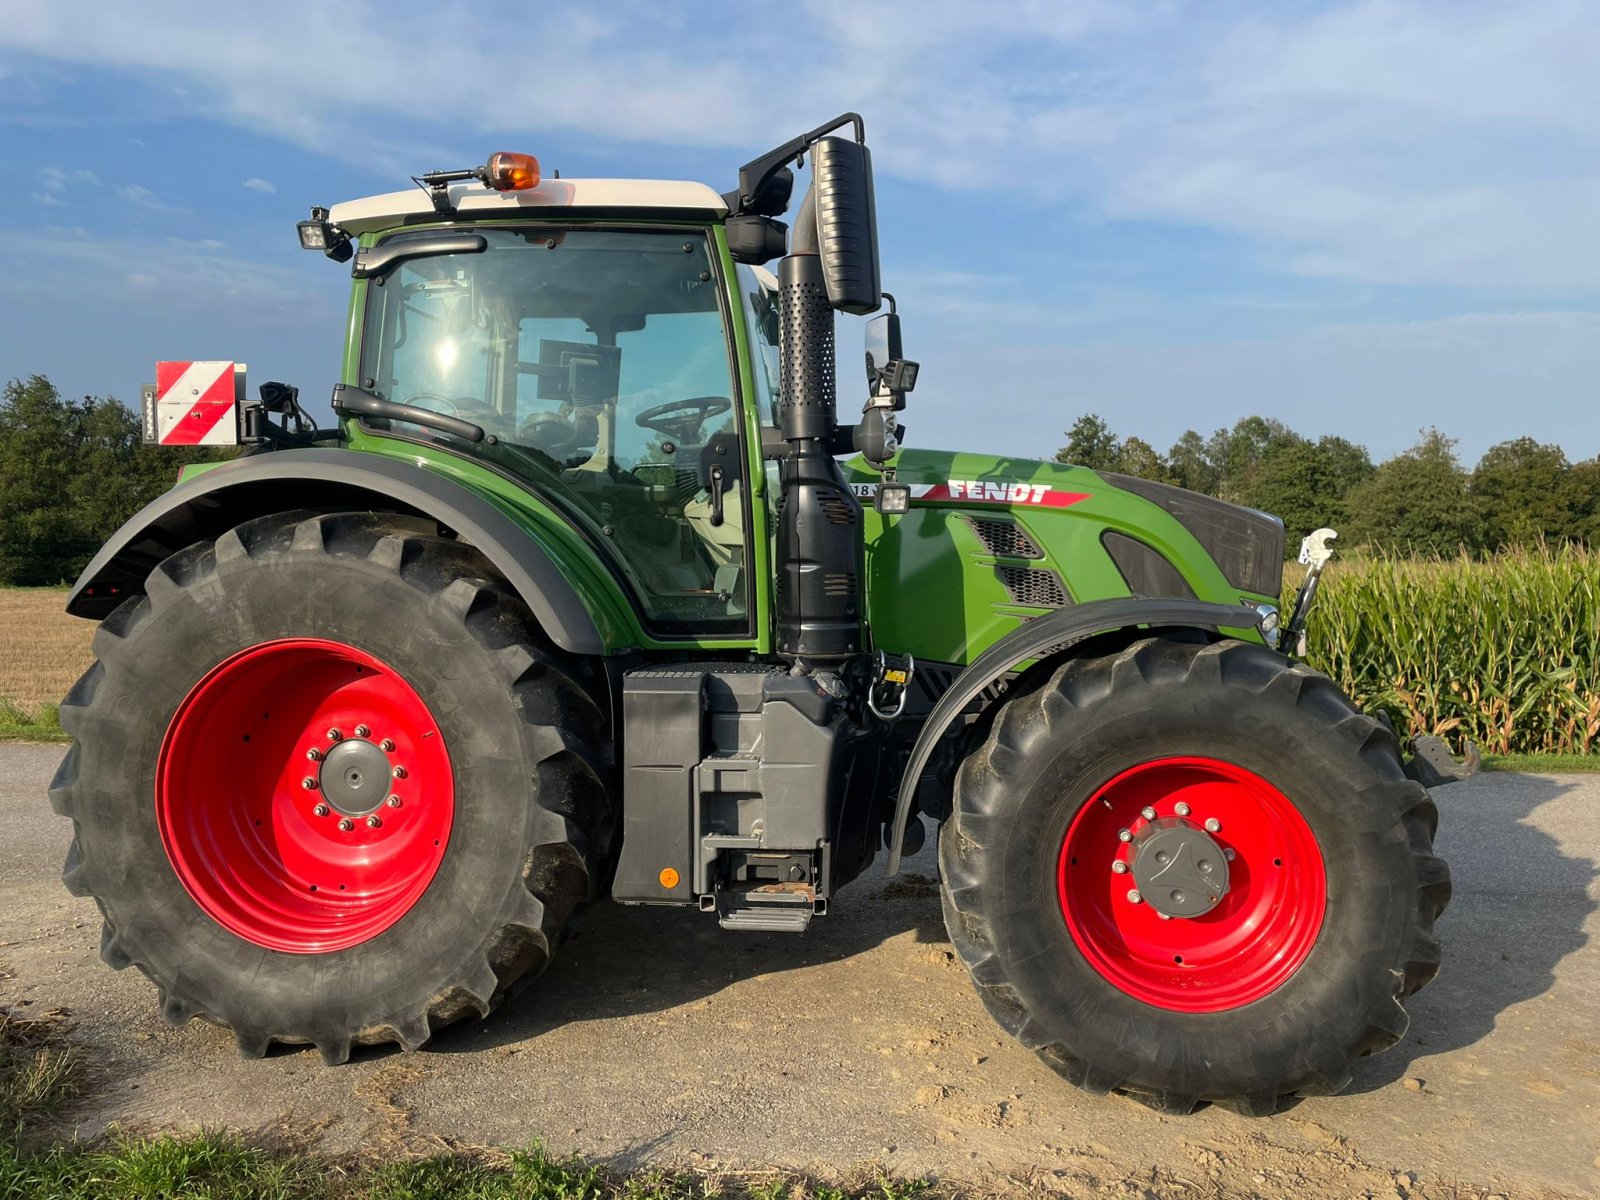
[0,1134,936,1200]
[0,700,66,743]
[1482,752,1600,774]
[0,1006,84,1134]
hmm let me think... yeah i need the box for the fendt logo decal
[852,480,1091,508]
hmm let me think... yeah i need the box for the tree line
[5,372,1598,587]
[1057,413,1600,556]
[0,375,235,586]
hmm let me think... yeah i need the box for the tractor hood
[842,449,1284,666]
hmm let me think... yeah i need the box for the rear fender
[884,596,1265,874]
[66,449,608,656]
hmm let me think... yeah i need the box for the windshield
[360,226,749,635]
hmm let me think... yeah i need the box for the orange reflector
[659,867,680,889]
[483,151,541,191]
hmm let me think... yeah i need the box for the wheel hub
[318,737,392,816]
[1130,818,1230,918]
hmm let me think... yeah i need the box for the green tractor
[51,114,1462,1114]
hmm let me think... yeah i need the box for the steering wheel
[633,396,732,443]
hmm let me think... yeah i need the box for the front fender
[67,449,609,656]
[884,596,1265,874]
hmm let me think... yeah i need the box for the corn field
[1290,544,1600,757]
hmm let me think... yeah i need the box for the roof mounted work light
[296,206,353,262]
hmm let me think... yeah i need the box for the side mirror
[810,136,882,316]
[864,312,902,389]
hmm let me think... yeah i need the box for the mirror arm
[728,112,866,216]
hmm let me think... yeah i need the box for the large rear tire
[939,635,1450,1114]
[50,512,613,1063]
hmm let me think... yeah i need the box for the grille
[823,572,857,597]
[997,566,1070,608]
[966,517,1043,559]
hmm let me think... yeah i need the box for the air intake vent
[966,517,1043,559]
[819,497,857,526]
[823,572,856,597]
[997,566,1070,608]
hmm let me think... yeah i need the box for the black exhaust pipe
[775,186,864,665]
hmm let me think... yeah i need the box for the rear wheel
[939,635,1450,1114]
[50,512,612,1063]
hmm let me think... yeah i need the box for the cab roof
[328,178,729,235]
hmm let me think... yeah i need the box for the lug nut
[386,795,402,809]
[313,803,330,817]
[300,776,318,790]
[1141,806,1157,821]
[1204,818,1222,833]
[1111,860,1128,875]
[1126,889,1143,904]
[391,765,407,780]
[355,724,371,739]
[1174,802,1190,817]
[1225,848,1236,861]
[366,815,382,829]
[1117,829,1133,843]
[1157,911,1172,921]
[379,739,396,753]
[305,748,321,762]
[327,728,342,742]
[338,818,354,832]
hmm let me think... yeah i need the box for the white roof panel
[329,178,728,234]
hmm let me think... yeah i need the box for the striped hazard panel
[141,361,244,445]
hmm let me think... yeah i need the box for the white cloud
[242,177,276,194]
[2,1,1598,292]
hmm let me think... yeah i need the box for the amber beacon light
[482,151,541,191]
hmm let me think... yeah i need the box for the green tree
[1470,437,1586,548]
[0,375,229,585]
[1241,435,1374,547]
[0,376,96,584]
[1055,413,1121,471]
[1112,435,1171,483]
[1165,428,1221,495]
[1346,428,1483,555]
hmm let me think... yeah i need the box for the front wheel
[939,635,1450,1114]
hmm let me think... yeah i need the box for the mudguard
[884,596,1264,874]
[66,449,608,656]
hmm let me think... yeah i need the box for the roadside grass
[0,700,67,743]
[1482,752,1600,774]
[0,1006,84,1134]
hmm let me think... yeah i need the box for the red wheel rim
[1057,757,1326,1012]
[157,639,454,954]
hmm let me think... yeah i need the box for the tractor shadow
[426,842,952,1057]
[1345,770,1598,1095]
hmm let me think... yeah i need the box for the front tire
[50,512,612,1063]
[939,635,1450,1114]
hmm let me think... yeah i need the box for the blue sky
[2,0,1597,466]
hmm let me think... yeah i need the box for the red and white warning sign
[140,361,245,445]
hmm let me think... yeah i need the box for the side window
[737,265,782,426]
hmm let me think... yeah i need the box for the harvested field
[0,589,92,713]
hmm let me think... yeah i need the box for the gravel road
[3,742,1596,1197]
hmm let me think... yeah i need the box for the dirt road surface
[3,742,1596,1197]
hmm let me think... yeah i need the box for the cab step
[715,882,817,933]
